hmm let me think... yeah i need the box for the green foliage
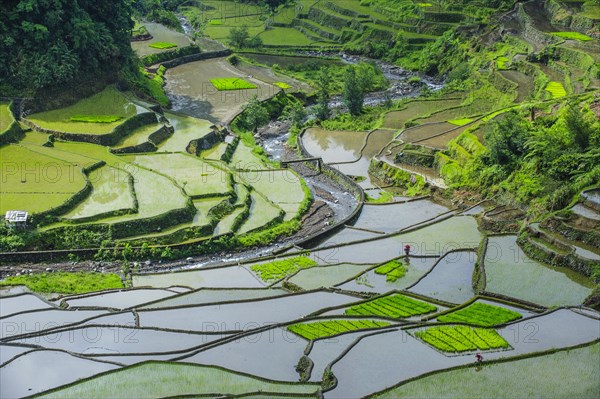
[0,0,133,92]
[250,256,318,282]
[228,26,263,49]
[345,294,437,318]
[314,67,332,120]
[343,66,365,116]
[374,259,406,282]
[415,325,510,352]
[288,320,391,340]
[0,272,123,294]
[437,302,522,326]
[239,95,270,132]
[148,41,178,49]
[484,111,530,171]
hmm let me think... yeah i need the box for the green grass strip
[69,115,123,123]
[0,272,124,294]
[448,118,474,126]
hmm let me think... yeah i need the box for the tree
[564,104,594,151]
[228,26,250,48]
[343,66,364,116]
[484,111,531,170]
[314,67,331,120]
[242,95,269,132]
[283,101,306,129]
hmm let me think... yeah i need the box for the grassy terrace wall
[22,112,159,146]
[110,125,174,154]
[0,102,24,146]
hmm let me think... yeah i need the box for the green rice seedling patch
[238,192,284,234]
[210,78,257,91]
[374,260,406,282]
[63,165,136,220]
[374,343,600,399]
[69,115,123,123]
[123,153,232,198]
[345,294,437,319]
[448,118,474,126]
[250,256,318,282]
[437,302,522,327]
[417,3,433,7]
[274,82,292,89]
[414,325,510,353]
[545,81,567,98]
[496,56,510,70]
[149,41,178,49]
[0,102,14,132]
[27,86,141,134]
[0,272,123,294]
[0,145,88,214]
[37,362,320,398]
[208,19,223,25]
[288,320,391,340]
[551,32,593,41]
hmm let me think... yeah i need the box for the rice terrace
[0,0,599,398]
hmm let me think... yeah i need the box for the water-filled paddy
[63,165,136,221]
[315,216,481,264]
[302,128,369,163]
[288,263,375,290]
[408,251,476,304]
[373,343,600,399]
[382,99,463,130]
[338,257,439,294]
[62,288,178,309]
[484,236,594,306]
[164,58,276,123]
[133,265,266,289]
[130,23,191,57]
[35,361,320,398]
[136,291,360,332]
[179,327,307,381]
[353,200,450,234]
[1,308,108,340]
[157,112,213,152]
[0,293,55,317]
[27,86,145,134]
[138,288,288,309]
[0,349,119,398]
[13,326,224,355]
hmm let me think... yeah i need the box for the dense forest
[0,0,133,94]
